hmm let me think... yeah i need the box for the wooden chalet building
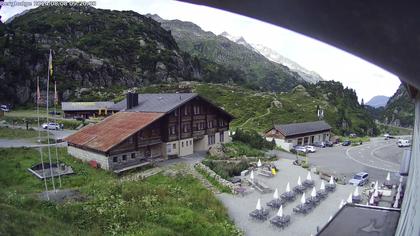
[61,101,119,119]
[64,93,234,173]
[265,120,331,151]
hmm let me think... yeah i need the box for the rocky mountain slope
[148,14,306,92]
[366,95,389,108]
[0,6,204,104]
[382,84,414,127]
[220,31,322,84]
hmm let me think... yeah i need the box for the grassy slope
[0,148,239,236]
[0,127,47,139]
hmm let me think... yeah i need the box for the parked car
[349,172,369,186]
[42,122,61,130]
[0,105,10,112]
[342,140,351,146]
[305,145,316,153]
[293,146,308,153]
[397,139,411,147]
[349,133,357,138]
[325,141,334,147]
[48,111,61,115]
[313,141,326,148]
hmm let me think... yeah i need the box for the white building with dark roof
[265,120,332,151]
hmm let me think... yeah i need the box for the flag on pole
[48,49,53,77]
[54,81,58,105]
[36,77,41,103]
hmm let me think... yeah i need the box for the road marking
[370,144,401,168]
[345,146,398,172]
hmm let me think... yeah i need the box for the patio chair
[302,179,315,188]
[325,183,336,192]
[280,191,296,202]
[249,208,269,221]
[293,185,307,194]
[270,215,291,229]
[266,198,286,209]
[316,190,328,200]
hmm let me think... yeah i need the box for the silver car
[349,172,369,186]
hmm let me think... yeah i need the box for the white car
[0,105,9,112]
[42,122,61,130]
[397,139,411,147]
[305,145,316,153]
[294,146,307,153]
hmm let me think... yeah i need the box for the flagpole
[46,49,56,193]
[53,79,62,188]
[37,76,50,200]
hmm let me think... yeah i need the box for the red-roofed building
[65,93,234,172]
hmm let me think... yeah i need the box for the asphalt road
[269,137,409,184]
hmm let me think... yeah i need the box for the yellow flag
[48,49,53,77]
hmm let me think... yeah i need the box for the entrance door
[144,146,151,158]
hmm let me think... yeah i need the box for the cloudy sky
[1,0,401,102]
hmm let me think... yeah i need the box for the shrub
[232,128,274,150]
[202,159,249,179]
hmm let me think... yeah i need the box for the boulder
[208,143,226,158]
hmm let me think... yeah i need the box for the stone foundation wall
[194,162,237,194]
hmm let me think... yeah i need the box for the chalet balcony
[181,132,192,139]
[193,130,206,138]
[167,135,179,142]
[207,128,217,134]
[218,126,228,132]
[193,114,206,120]
[138,137,162,147]
[181,116,192,122]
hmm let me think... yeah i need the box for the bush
[224,141,264,158]
[232,128,274,150]
[202,159,249,179]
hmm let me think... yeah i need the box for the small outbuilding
[61,101,118,119]
[265,120,332,151]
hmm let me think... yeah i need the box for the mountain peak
[366,95,389,108]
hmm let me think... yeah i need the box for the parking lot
[269,137,408,185]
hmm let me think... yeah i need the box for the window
[186,141,188,147]
[172,110,178,117]
[297,138,303,145]
[208,120,214,129]
[220,132,224,143]
[304,137,309,145]
[168,125,176,135]
[183,124,191,133]
[182,141,184,148]
[184,105,190,116]
[131,153,136,159]
[193,105,201,114]
[173,143,176,149]
[208,135,215,145]
[190,140,192,145]
[113,156,118,163]
[122,155,127,162]
[287,140,293,143]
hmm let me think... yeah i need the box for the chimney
[132,93,138,108]
[126,93,133,109]
[126,92,139,110]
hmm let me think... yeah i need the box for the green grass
[195,165,232,193]
[0,148,241,236]
[224,141,264,158]
[0,127,47,139]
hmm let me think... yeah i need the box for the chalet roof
[273,120,331,137]
[62,101,118,111]
[113,93,198,113]
[64,112,164,152]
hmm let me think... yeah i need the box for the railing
[138,137,162,147]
